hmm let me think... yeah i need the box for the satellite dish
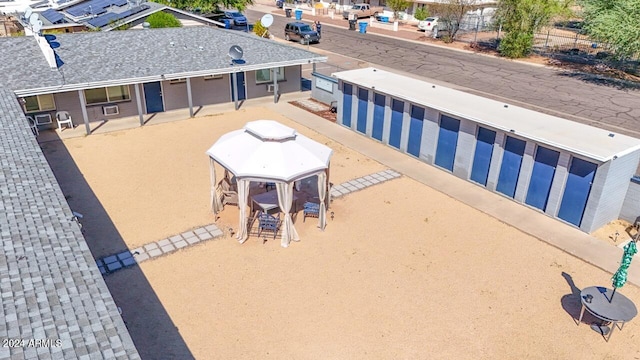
[228,45,243,60]
[260,14,273,28]
[24,6,33,20]
[32,20,42,33]
[29,13,39,25]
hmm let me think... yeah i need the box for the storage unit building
[333,67,640,233]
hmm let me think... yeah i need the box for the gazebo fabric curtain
[209,158,222,214]
[237,179,251,243]
[275,182,300,247]
[317,171,327,230]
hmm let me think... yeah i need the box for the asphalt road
[246,9,640,139]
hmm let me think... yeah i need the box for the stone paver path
[95,169,402,275]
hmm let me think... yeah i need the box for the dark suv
[284,22,320,44]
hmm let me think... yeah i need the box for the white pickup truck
[342,3,384,20]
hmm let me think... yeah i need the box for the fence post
[574,32,579,48]
[544,29,550,49]
[473,16,479,43]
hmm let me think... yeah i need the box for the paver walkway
[95,169,401,275]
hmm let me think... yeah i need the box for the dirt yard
[44,107,640,359]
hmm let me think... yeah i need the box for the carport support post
[78,90,90,135]
[272,68,278,103]
[232,72,239,110]
[134,84,144,126]
[186,77,194,117]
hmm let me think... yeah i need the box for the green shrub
[498,31,534,58]
[146,11,182,28]
[414,7,429,21]
[253,21,269,38]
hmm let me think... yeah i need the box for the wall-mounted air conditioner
[266,84,275,93]
[103,105,119,116]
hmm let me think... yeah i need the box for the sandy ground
[43,107,640,359]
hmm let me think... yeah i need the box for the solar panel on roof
[111,0,127,6]
[66,0,108,16]
[87,11,118,27]
[41,9,65,23]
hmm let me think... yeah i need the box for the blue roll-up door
[372,93,385,141]
[557,158,598,226]
[525,146,560,211]
[407,105,424,157]
[434,115,460,171]
[357,88,368,134]
[496,136,526,198]
[342,83,352,127]
[470,127,496,186]
[389,99,403,149]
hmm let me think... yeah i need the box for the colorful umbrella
[610,240,638,302]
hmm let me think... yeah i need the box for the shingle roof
[0,85,140,359]
[0,26,327,96]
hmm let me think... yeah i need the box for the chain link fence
[446,18,639,74]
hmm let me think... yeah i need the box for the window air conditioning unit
[266,84,275,93]
[102,105,119,116]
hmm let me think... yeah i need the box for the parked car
[224,11,247,26]
[418,17,450,38]
[284,22,320,44]
[418,17,439,31]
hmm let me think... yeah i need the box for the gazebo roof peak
[244,120,296,141]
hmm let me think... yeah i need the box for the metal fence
[448,21,639,73]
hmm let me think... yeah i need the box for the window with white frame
[255,67,285,84]
[23,94,56,113]
[84,85,131,105]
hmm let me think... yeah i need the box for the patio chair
[257,212,281,239]
[26,116,38,136]
[303,201,320,222]
[219,178,238,206]
[55,111,74,131]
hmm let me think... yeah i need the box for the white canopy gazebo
[206,120,333,248]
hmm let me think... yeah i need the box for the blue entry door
[342,83,353,127]
[356,88,368,134]
[372,93,385,141]
[557,158,598,227]
[470,127,496,186]
[496,136,526,198]
[230,72,246,101]
[407,105,424,157]
[388,99,403,149]
[434,115,460,171]
[525,146,560,211]
[143,82,164,113]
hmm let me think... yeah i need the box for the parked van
[284,22,320,44]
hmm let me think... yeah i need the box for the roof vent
[608,133,615,137]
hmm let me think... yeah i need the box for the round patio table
[578,286,637,341]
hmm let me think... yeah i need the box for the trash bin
[285,8,292,17]
[358,22,368,34]
[348,19,357,30]
[295,9,303,20]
